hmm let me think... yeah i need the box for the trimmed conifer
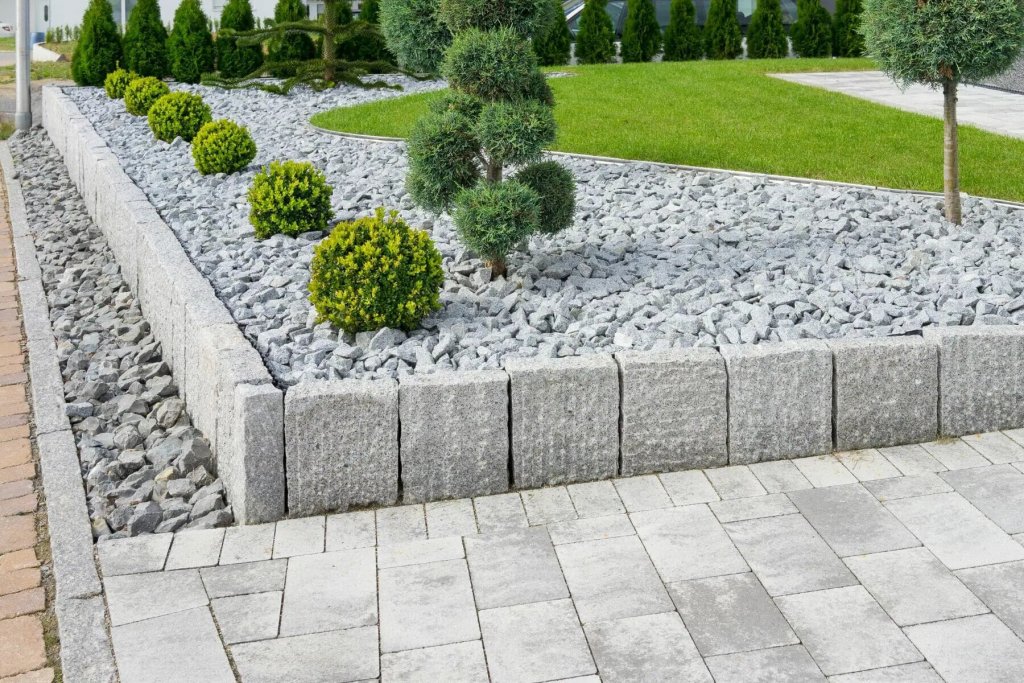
[662,0,701,60]
[217,0,264,77]
[792,0,832,57]
[71,0,123,86]
[621,0,661,62]
[533,0,572,66]
[169,0,216,83]
[267,0,316,76]
[832,0,864,57]
[123,0,169,77]
[575,0,615,64]
[703,0,741,59]
[361,0,381,23]
[746,0,787,59]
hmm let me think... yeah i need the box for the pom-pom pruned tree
[575,0,616,64]
[621,0,661,62]
[123,0,169,78]
[71,0,123,86]
[704,0,742,59]
[747,0,788,59]
[663,0,702,61]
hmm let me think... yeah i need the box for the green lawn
[0,37,14,52]
[311,58,1024,203]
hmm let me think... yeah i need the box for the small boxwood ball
[147,91,212,142]
[452,179,539,266]
[248,160,334,239]
[123,76,170,116]
[104,68,137,99]
[191,119,257,175]
[514,160,575,234]
[308,208,444,334]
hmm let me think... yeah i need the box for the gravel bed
[65,78,1024,387]
[12,129,232,539]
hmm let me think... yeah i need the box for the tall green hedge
[621,0,661,62]
[832,0,864,57]
[746,0,788,58]
[168,0,216,83]
[575,0,616,64]
[792,0,832,57]
[663,0,702,60]
[71,0,123,86]
[123,0,169,77]
[703,0,741,59]
[533,0,572,66]
[361,0,381,23]
[217,0,264,77]
[379,0,452,73]
[267,0,317,76]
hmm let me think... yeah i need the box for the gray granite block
[616,348,727,475]
[230,627,379,683]
[56,595,118,683]
[285,379,399,515]
[506,355,619,488]
[27,338,70,437]
[225,382,285,524]
[399,369,509,502]
[465,527,568,609]
[720,340,832,463]
[585,612,711,682]
[111,607,234,683]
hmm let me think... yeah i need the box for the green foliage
[103,68,137,99]
[437,0,546,36]
[71,0,123,86]
[308,208,444,333]
[575,0,616,64]
[621,0,661,62]
[515,160,575,235]
[442,28,539,101]
[704,0,742,59]
[147,92,212,142]
[361,0,381,23]
[747,0,788,59]
[532,0,572,66]
[336,21,395,63]
[663,0,703,60]
[123,76,170,116]
[832,0,864,57]
[192,119,257,174]
[168,0,216,83]
[792,0,832,57]
[476,99,555,167]
[453,181,539,270]
[247,161,334,238]
[217,0,264,78]
[379,0,452,73]
[406,105,480,212]
[267,0,316,77]
[123,0,170,78]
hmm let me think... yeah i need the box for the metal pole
[14,0,31,130]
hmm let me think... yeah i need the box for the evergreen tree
[662,0,702,60]
[533,0,572,66]
[361,0,381,23]
[217,0,264,77]
[71,0,122,86]
[575,0,615,64]
[123,0,169,77]
[746,0,787,59]
[379,0,451,74]
[621,0,661,62]
[267,0,316,76]
[703,0,741,59]
[832,0,863,57]
[791,0,832,57]
[168,0,216,82]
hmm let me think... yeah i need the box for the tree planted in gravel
[217,0,264,78]
[746,0,788,59]
[71,0,123,86]
[862,0,1024,224]
[663,0,703,61]
[168,0,216,83]
[703,0,742,59]
[533,0,573,66]
[575,0,616,64]
[832,0,864,57]
[621,0,662,62]
[123,0,169,78]
[379,0,452,73]
[791,0,832,56]
[266,0,317,77]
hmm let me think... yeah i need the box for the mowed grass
[311,58,1024,202]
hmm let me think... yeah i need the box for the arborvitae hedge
[267,0,317,76]
[703,0,742,59]
[217,0,264,77]
[71,0,123,86]
[533,0,572,66]
[575,0,616,64]
[361,0,381,23]
[663,0,702,60]
[123,0,169,77]
[168,0,216,83]
[832,0,864,57]
[621,0,661,62]
[792,0,832,56]
[746,0,788,59]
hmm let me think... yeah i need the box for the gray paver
[478,599,596,683]
[547,514,635,545]
[164,529,224,570]
[834,449,902,482]
[920,439,990,470]
[278,548,377,637]
[379,558,479,652]
[111,606,234,683]
[960,431,1024,464]
[272,516,325,559]
[473,492,529,533]
[879,445,946,476]
[380,641,489,683]
[904,614,1024,683]
[956,561,1024,640]
[704,465,767,499]
[658,470,719,505]
[376,505,427,545]
[704,645,825,683]
[425,498,478,538]
[828,662,943,682]
[566,480,625,518]
[863,473,952,501]
[612,475,673,512]
[105,569,208,626]
[211,591,282,644]
[219,523,275,565]
[377,536,464,569]
[464,527,568,609]
[585,611,712,683]
[521,487,577,525]
[776,585,922,676]
[669,572,798,656]
[97,534,172,576]
[793,455,858,487]
[231,627,379,683]
[941,465,1024,534]
[709,493,798,523]
[325,510,376,551]
[631,505,748,582]
[200,559,287,599]
[748,460,813,493]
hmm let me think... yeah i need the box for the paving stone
[959,431,1024,464]
[380,641,488,683]
[863,473,952,501]
[473,493,528,533]
[478,599,595,683]
[231,626,379,683]
[748,460,812,493]
[793,455,858,487]
[376,505,426,545]
[879,445,946,476]
[521,487,577,525]
[377,536,465,569]
[956,560,1024,640]
[566,480,625,518]
[704,466,766,499]
[631,505,748,582]
[941,464,1024,534]
[658,470,719,505]
[885,492,1024,570]
[111,606,234,683]
[788,483,919,557]
[278,548,377,637]
[219,523,275,565]
[164,528,224,570]
[379,558,479,652]
[920,439,990,470]
[272,516,325,558]
[776,585,922,676]
[555,534,673,623]
[325,510,376,551]
[464,527,567,609]
[704,645,825,683]
[709,493,798,523]
[211,591,282,644]
[547,514,635,545]
[828,662,943,682]
[0,586,44,619]
[96,533,172,576]
[0,614,45,678]
[834,449,902,481]
[612,475,673,512]
[725,514,857,596]
[904,614,1024,683]
[585,611,712,683]
[669,572,797,656]
[104,569,208,626]
[425,498,477,538]
[200,559,287,599]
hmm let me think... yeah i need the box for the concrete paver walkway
[773,71,1024,140]
[98,432,1024,682]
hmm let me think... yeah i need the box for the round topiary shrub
[514,160,575,235]
[308,208,444,334]
[248,161,334,239]
[104,68,137,99]
[452,180,539,277]
[147,92,212,143]
[191,119,257,175]
[123,76,170,116]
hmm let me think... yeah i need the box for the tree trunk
[487,257,507,278]
[323,0,337,83]
[486,159,502,184]
[943,77,962,224]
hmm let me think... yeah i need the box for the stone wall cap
[922,324,1024,340]
[504,353,618,374]
[399,368,508,388]
[615,347,723,367]
[718,339,830,360]
[826,335,932,351]
[286,377,398,400]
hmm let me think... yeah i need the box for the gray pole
[14,0,31,130]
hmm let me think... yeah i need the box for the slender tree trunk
[487,257,507,278]
[323,0,337,82]
[943,77,961,224]
[486,159,502,183]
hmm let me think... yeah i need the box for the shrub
[442,28,539,102]
[532,0,572,66]
[662,0,702,60]
[574,0,616,64]
[248,161,334,238]
[703,0,741,59]
[336,22,395,63]
[453,181,539,275]
[123,0,170,77]
[379,0,452,73]
[406,101,481,213]
[192,119,257,174]
[104,68,137,99]
[832,0,864,57]
[267,0,317,77]
[147,92,212,142]
[71,0,123,86]
[361,0,381,23]
[217,0,264,78]
[792,0,832,57]
[746,0,788,59]
[308,208,444,333]
[515,160,575,235]
[621,0,661,62]
[124,76,170,116]
[168,0,216,83]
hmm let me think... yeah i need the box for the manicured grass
[0,59,72,84]
[311,58,1024,203]
[0,37,15,52]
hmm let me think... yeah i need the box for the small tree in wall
[704,0,742,59]
[533,0,572,66]
[71,0,122,86]
[663,0,702,60]
[832,0,864,57]
[621,0,661,62]
[168,0,216,83]
[747,0,788,58]
[123,0,169,78]
[792,0,832,56]
[266,0,317,77]
[575,0,616,64]
[217,0,264,78]
[863,0,1024,224]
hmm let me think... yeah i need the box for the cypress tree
[746,0,787,59]
[621,0,661,62]
[361,0,381,23]
[662,0,702,60]
[792,0,832,57]
[71,0,122,86]
[123,0,169,77]
[217,0,264,77]
[832,0,864,57]
[533,0,572,66]
[267,0,316,76]
[703,0,741,59]
[168,0,216,82]
[575,0,616,64]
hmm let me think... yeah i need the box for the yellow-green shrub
[147,91,212,142]
[248,161,333,239]
[104,68,137,99]
[123,76,170,116]
[191,119,257,175]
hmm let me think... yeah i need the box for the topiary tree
[703,0,742,59]
[792,0,832,56]
[217,0,264,78]
[361,0,381,23]
[267,0,317,76]
[379,0,452,73]
[575,0,616,64]
[533,0,572,66]
[621,0,661,62]
[71,0,123,86]
[832,0,864,57]
[663,0,702,60]
[168,0,216,83]
[747,0,788,58]
[863,0,1024,224]
[123,0,169,78]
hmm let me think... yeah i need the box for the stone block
[616,348,727,475]
[720,341,832,464]
[214,344,274,459]
[924,325,1024,435]
[55,595,118,683]
[398,370,509,502]
[285,379,399,515]
[506,355,619,489]
[13,235,41,283]
[226,383,285,525]
[185,322,242,441]
[18,277,50,344]
[27,337,70,437]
